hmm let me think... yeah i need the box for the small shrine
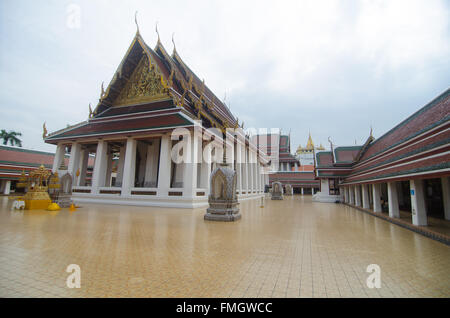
[16,165,59,210]
[204,158,240,222]
[271,181,284,200]
[285,184,293,196]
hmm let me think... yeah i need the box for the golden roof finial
[370,125,373,137]
[42,122,48,139]
[155,21,160,43]
[134,11,139,34]
[306,131,314,149]
[172,33,177,53]
[89,103,93,118]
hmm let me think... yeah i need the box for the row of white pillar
[53,133,267,198]
[342,177,450,226]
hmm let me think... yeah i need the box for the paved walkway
[0,195,448,297]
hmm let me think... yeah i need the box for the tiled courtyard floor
[0,195,449,298]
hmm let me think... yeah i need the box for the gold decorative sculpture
[22,165,53,209]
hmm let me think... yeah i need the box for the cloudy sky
[0,0,449,153]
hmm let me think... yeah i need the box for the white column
[235,142,242,194]
[249,150,254,194]
[105,151,113,187]
[362,184,370,209]
[349,186,355,204]
[144,140,159,188]
[321,179,329,195]
[121,138,137,196]
[243,148,248,193]
[157,134,171,196]
[115,146,126,186]
[355,185,361,207]
[372,183,382,212]
[91,140,108,193]
[410,179,427,226]
[312,187,315,195]
[301,187,304,195]
[78,149,89,186]
[441,177,450,221]
[183,131,198,198]
[201,141,211,195]
[387,181,400,218]
[3,180,11,195]
[343,186,348,203]
[68,143,82,183]
[52,143,65,173]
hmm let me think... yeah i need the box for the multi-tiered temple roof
[45,29,239,144]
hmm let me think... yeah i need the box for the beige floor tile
[0,195,448,298]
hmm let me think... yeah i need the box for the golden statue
[21,165,54,210]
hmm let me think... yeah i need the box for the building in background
[255,133,320,194]
[314,88,450,226]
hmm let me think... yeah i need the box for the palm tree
[0,130,22,147]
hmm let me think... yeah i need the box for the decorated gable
[113,55,170,107]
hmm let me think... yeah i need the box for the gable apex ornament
[134,11,140,34]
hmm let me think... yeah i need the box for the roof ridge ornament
[172,33,177,53]
[134,11,140,34]
[100,81,105,99]
[155,21,160,43]
[42,122,48,139]
[89,103,93,118]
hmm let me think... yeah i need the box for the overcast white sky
[0,0,449,153]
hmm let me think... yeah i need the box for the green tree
[0,130,22,147]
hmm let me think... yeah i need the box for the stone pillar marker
[204,146,240,222]
[387,181,400,218]
[410,179,427,226]
[372,183,382,212]
[271,181,283,200]
[362,184,370,209]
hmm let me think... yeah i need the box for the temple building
[43,29,269,208]
[314,88,450,226]
[255,133,319,194]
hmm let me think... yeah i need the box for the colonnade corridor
[0,195,448,298]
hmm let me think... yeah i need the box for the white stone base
[312,192,343,203]
[72,192,264,209]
